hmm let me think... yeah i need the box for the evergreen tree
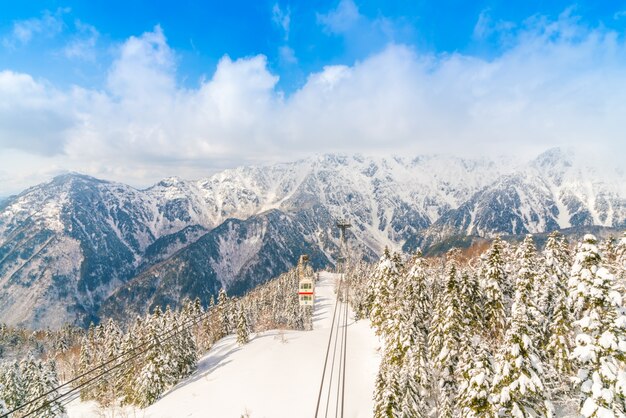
[236,303,250,345]
[133,307,170,407]
[491,253,554,418]
[515,235,545,341]
[404,250,432,336]
[430,264,463,418]
[218,288,232,338]
[373,353,401,418]
[0,360,24,413]
[459,270,483,334]
[570,234,626,417]
[458,338,494,418]
[481,237,508,344]
[369,248,403,338]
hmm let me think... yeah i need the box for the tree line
[347,232,625,417]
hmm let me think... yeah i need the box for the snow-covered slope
[0,148,623,328]
[67,272,381,418]
[414,149,625,249]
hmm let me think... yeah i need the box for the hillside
[66,272,381,417]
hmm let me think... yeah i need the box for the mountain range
[0,148,624,328]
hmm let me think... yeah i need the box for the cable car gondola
[298,254,314,306]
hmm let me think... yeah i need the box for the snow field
[67,272,380,417]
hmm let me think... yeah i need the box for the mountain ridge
[0,148,623,328]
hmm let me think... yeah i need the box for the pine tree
[481,236,508,344]
[30,360,64,418]
[236,303,250,345]
[175,305,198,380]
[217,288,232,338]
[133,307,171,407]
[369,248,403,338]
[373,353,401,418]
[0,360,24,413]
[430,264,463,418]
[491,252,554,418]
[541,232,571,322]
[515,235,545,341]
[570,234,626,417]
[458,338,494,418]
[404,250,432,336]
[459,270,483,334]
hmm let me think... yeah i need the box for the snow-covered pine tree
[398,343,430,418]
[0,360,24,413]
[118,316,143,405]
[133,307,171,407]
[570,234,626,417]
[369,248,403,338]
[491,248,554,418]
[404,250,432,336]
[78,323,96,401]
[481,236,508,344]
[541,232,571,323]
[217,288,232,338]
[544,288,574,391]
[236,303,250,345]
[175,305,198,379]
[27,360,65,418]
[515,235,545,342]
[459,269,483,335]
[429,264,463,418]
[373,353,402,418]
[541,232,575,394]
[94,318,122,405]
[457,337,494,418]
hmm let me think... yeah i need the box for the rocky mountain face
[0,148,623,328]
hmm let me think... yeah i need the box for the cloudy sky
[1,1,625,195]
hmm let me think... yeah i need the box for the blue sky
[1,1,626,194]
[2,1,624,92]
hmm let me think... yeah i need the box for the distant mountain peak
[531,147,574,170]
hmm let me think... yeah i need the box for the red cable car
[298,255,314,306]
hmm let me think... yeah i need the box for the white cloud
[317,0,360,34]
[62,20,99,61]
[272,3,291,41]
[1,16,626,194]
[2,9,68,48]
[279,45,297,64]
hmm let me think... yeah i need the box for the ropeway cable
[2,304,215,418]
[340,282,349,418]
[324,286,344,418]
[314,279,342,418]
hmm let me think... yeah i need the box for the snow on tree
[481,236,509,344]
[457,337,494,418]
[514,235,546,342]
[236,303,250,345]
[373,353,402,418]
[491,247,554,418]
[429,264,463,418]
[0,360,24,413]
[369,248,403,338]
[459,269,483,334]
[570,234,626,417]
[404,250,432,336]
[0,357,64,418]
[133,307,172,408]
[541,232,571,322]
[28,360,64,418]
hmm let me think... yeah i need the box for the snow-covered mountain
[413,148,625,249]
[0,148,623,328]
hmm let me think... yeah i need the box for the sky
[1,0,625,195]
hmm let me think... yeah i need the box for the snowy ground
[67,272,381,418]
